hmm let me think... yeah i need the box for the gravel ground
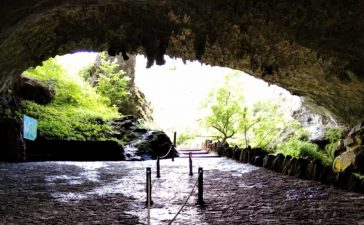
[1,157,364,225]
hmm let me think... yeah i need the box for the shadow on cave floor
[1,158,364,225]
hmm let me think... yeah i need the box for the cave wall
[0,0,363,125]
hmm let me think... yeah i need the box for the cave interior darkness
[0,0,364,126]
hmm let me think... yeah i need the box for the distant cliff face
[0,0,363,125]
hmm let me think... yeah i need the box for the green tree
[204,87,242,142]
[202,73,292,149]
[96,54,131,108]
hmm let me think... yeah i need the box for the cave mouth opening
[17,51,335,151]
[0,48,345,164]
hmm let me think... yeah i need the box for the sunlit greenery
[201,73,291,150]
[21,57,120,140]
[325,128,342,161]
[200,72,333,165]
[95,53,131,108]
[277,139,331,166]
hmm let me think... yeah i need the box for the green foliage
[21,57,120,140]
[203,78,242,142]
[177,132,197,145]
[353,173,364,181]
[277,139,331,166]
[202,73,290,149]
[96,53,131,108]
[325,128,342,161]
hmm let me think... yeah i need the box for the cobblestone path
[1,158,364,225]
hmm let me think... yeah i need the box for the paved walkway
[1,157,364,225]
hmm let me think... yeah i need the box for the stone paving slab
[1,158,364,224]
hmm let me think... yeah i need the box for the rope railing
[159,144,175,159]
[167,169,203,225]
[145,167,205,225]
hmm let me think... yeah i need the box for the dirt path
[1,158,364,225]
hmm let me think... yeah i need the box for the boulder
[306,159,324,180]
[333,167,353,188]
[346,174,362,193]
[354,148,364,173]
[263,154,275,169]
[333,121,364,173]
[281,155,292,175]
[272,153,285,173]
[248,148,265,164]
[112,115,137,129]
[14,77,54,105]
[293,158,310,179]
[0,119,26,162]
[226,147,234,158]
[319,166,334,184]
[137,131,173,159]
[287,158,297,176]
[233,147,241,160]
[312,160,324,181]
[248,149,255,164]
[239,149,249,163]
[254,156,264,167]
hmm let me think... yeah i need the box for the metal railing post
[146,167,153,206]
[173,132,177,146]
[197,167,204,206]
[172,145,175,162]
[189,152,193,176]
[156,156,161,178]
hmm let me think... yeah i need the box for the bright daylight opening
[16,51,339,165]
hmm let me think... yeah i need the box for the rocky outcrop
[292,106,336,144]
[333,122,364,173]
[89,54,152,121]
[13,77,55,105]
[110,115,176,161]
[0,118,26,161]
[0,1,364,125]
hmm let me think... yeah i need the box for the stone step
[179,151,209,155]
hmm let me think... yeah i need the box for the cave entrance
[4,51,338,162]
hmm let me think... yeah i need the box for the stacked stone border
[202,140,364,194]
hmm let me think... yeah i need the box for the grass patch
[21,57,120,140]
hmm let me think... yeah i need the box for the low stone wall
[202,139,364,194]
[26,137,124,161]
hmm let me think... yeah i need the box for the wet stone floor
[1,158,364,225]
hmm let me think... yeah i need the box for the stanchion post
[172,145,175,162]
[156,156,161,178]
[146,167,153,206]
[173,132,177,146]
[197,167,204,206]
[189,152,193,176]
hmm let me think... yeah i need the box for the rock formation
[0,0,363,125]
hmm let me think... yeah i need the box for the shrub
[21,57,120,140]
[277,139,331,166]
[325,128,342,160]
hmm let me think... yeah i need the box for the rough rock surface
[0,0,364,125]
[13,77,55,105]
[333,121,364,172]
[0,118,25,161]
[1,159,364,225]
[111,116,175,161]
[89,54,152,121]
